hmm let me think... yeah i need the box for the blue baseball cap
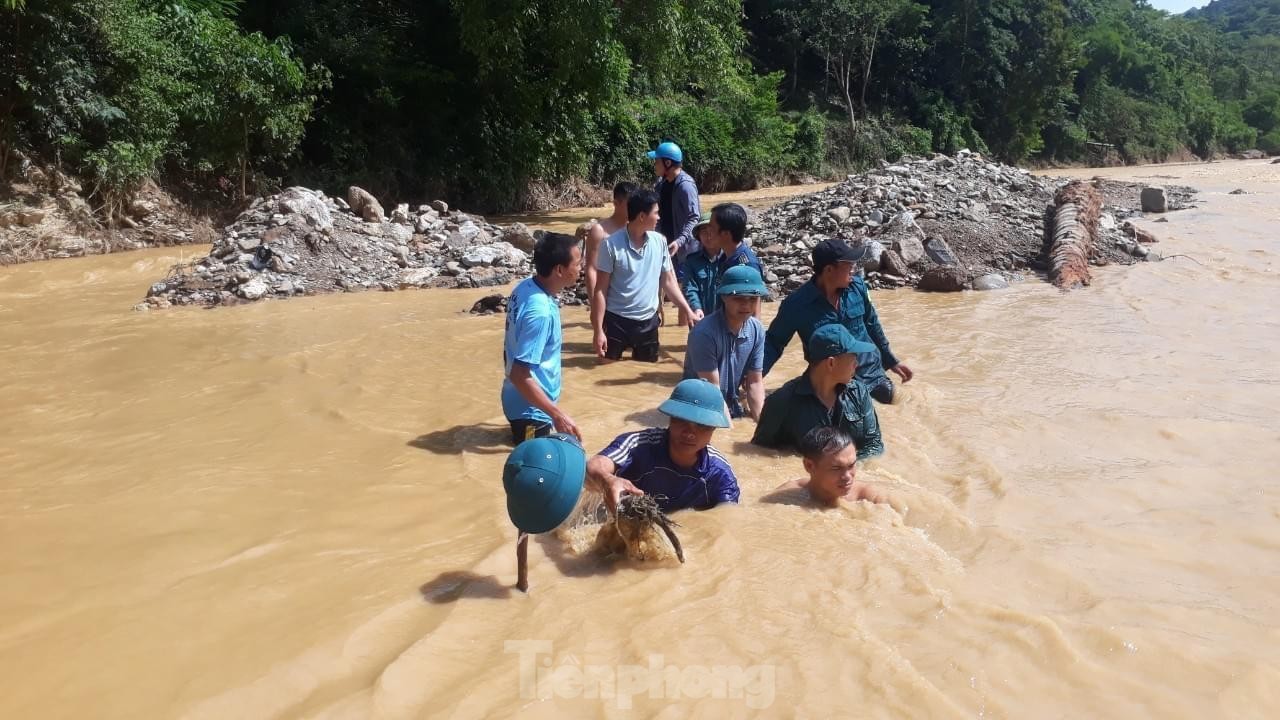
[647,142,684,164]
[658,378,730,428]
[807,324,876,361]
[502,433,586,534]
[717,265,768,297]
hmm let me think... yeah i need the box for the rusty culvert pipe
[1043,181,1102,289]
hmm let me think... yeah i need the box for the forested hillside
[3,0,1278,212]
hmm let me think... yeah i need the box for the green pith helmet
[658,378,731,428]
[503,433,586,534]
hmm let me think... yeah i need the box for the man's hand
[550,410,582,441]
[690,308,705,324]
[593,330,608,359]
[604,475,643,514]
[890,363,914,383]
[668,240,679,256]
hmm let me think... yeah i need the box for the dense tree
[4,0,1280,212]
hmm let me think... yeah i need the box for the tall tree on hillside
[776,0,926,134]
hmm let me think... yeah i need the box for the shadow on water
[596,370,684,388]
[419,571,513,603]
[623,409,669,427]
[408,423,510,455]
[730,440,785,459]
[758,486,813,507]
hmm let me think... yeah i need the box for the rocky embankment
[136,151,1199,310]
[749,150,1194,293]
[141,186,554,308]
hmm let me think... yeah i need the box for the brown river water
[2,163,1278,718]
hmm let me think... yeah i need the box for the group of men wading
[499,141,914,549]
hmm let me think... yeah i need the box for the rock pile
[746,151,1194,293]
[142,186,549,308]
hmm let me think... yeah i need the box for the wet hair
[798,426,854,461]
[533,232,578,277]
[710,203,747,245]
[627,189,660,222]
[613,181,638,201]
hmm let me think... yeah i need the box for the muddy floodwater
[1,163,1278,718]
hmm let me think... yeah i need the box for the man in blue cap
[683,265,768,422]
[752,324,884,459]
[503,433,587,591]
[763,238,913,404]
[502,232,583,443]
[586,379,740,514]
[650,141,700,326]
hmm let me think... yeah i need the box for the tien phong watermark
[505,640,777,710]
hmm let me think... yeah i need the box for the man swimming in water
[778,426,888,507]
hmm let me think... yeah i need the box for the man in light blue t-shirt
[683,265,768,422]
[591,189,695,362]
[501,232,583,444]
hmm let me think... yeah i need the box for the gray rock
[893,236,926,266]
[347,186,386,223]
[1140,186,1167,213]
[972,274,1009,291]
[431,199,449,213]
[277,187,333,232]
[390,203,412,224]
[238,278,268,300]
[879,249,909,277]
[395,246,410,267]
[236,236,260,252]
[924,237,958,266]
[868,209,885,224]
[850,240,885,272]
[502,222,537,252]
[828,206,852,224]
[398,268,439,288]
[918,266,968,292]
[415,214,438,234]
[462,245,503,267]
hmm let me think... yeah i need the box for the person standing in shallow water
[651,141,700,327]
[592,190,696,362]
[580,182,637,313]
[777,426,890,507]
[501,232,583,444]
[683,265,768,423]
[763,238,913,404]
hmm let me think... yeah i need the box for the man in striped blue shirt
[586,379,740,514]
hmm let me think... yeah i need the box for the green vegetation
[3,0,1279,212]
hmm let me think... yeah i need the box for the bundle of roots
[593,494,685,563]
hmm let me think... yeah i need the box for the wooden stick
[516,532,530,593]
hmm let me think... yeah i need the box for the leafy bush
[1259,129,1280,155]
[823,117,933,173]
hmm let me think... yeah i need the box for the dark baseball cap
[811,239,861,268]
[807,324,877,361]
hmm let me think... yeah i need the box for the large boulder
[924,237,958,266]
[502,222,537,253]
[827,206,852,224]
[277,187,333,233]
[1140,186,1167,213]
[398,268,439,288]
[347,186,386,223]
[892,236,925,266]
[972,273,1009,291]
[879,249,909,278]
[918,266,968,292]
